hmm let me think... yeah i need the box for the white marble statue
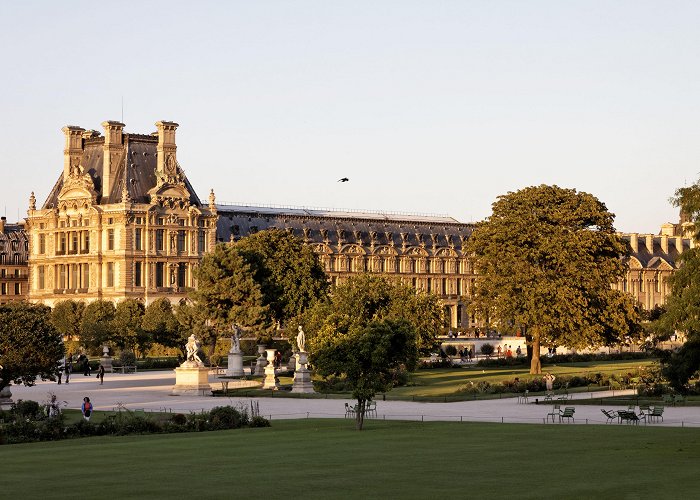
[185,334,203,364]
[296,325,306,352]
[231,324,241,353]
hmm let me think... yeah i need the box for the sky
[1,1,699,233]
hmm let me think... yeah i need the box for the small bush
[209,406,245,430]
[11,400,42,421]
[444,345,458,357]
[250,416,271,428]
[480,343,495,357]
[171,413,187,425]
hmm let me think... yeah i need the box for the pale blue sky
[1,1,698,232]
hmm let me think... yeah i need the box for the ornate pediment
[405,246,428,256]
[148,158,191,208]
[58,161,98,205]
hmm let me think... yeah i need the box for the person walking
[96,364,105,385]
[64,358,72,384]
[81,397,93,421]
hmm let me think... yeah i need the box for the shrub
[480,343,495,357]
[209,406,245,430]
[171,413,187,425]
[120,351,137,366]
[250,416,271,428]
[444,345,458,357]
[11,400,42,421]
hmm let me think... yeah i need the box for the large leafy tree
[235,229,329,327]
[113,299,147,355]
[466,185,640,374]
[51,300,85,341]
[306,274,432,429]
[312,318,417,430]
[80,300,116,350]
[191,243,270,339]
[142,298,181,349]
[653,181,700,388]
[0,302,64,392]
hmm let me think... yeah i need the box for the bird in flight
[338,177,349,182]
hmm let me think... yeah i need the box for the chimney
[660,223,675,236]
[629,233,638,254]
[675,236,684,254]
[645,234,654,254]
[155,121,179,175]
[0,216,5,234]
[102,121,125,199]
[660,234,668,254]
[62,126,85,180]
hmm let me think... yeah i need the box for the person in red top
[81,397,93,421]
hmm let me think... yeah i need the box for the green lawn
[2,419,699,499]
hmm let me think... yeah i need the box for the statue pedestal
[253,345,267,376]
[262,348,280,390]
[226,351,245,377]
[171,362,212,396]
[287,350,297,371]
[100,355,113,373]
[0,385,13,409]
[291,351,315,394]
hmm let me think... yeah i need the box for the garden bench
[517,390,529,404]
[617,410,643,425]
[546,404,561,423]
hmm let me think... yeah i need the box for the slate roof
[42,134,202,209]
[215,203,474,250]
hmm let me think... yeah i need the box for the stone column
[253,345,267,376]
[226,343,244,377]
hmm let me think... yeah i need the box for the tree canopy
[80,300,116,350]
[235,229,329,326]
[142,298,181,349]
[466,185,640,374]
[0,302,64,392]
[112,299,147,355]
[51,300,85,341]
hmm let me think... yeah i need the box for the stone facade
[0,218,29,304]
[25,121,218,307]
[18,120,694,321]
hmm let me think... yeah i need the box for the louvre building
[7,120,691,329]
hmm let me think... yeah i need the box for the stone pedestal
[226,351,245,377]
[291,351,315,394]
[287,350,297,371]
[100,355,114,373]
[262,348,280,390]
[253,345,267,376]
[171,362,212,396]
[0,385,13,409]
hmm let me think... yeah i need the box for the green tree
[0,302,64,392]
[235,229,329,326]
[113,299,146,355]
[466,185,639,374]
[175,301,217,357]
[80,300,116,350]
[143,298,180,349]
[50,299,85,341]
[191,243,269,339]
[311,318,417,430]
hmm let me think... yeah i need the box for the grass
[219,359,658,401]
[2,418,700,499]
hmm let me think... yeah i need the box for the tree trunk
[530,334,542,374]
[355,399,366,430]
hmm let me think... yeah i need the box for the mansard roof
[0,224,29,263]
[215,203,474,250]
[42,134,202,209]
[619,233,690,269]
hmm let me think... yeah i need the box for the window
[107,229,115,250]
[178,263,186,288]
[84,232,90,252]
[198,230,206,252]
[457,278,462,296]
[39,234,45,254]
[426,260,431,273]
[15,282,20,295]
[135,228,142,251]
[59,265,66,289]
[38,266,45,290]
[156,230,164,251]
[135,262,142,287]
[59,234,66,254]
[81,263,89,289]
[106,262,114,287]
[1,283,5,295]
[177,231,186,253]
[156,262,164,287]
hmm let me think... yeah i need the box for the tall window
[38,265,45,290]
[82,264,89,289]
[156,262,164,287]
[71,232,78,253]
[59,234,66,254]
[198,230,206,252]
[135,228,142,251]
[107,229,115,250]
[156,230,164,251]
[59,265,66,289]
[178,263,186,288]
[84,232,90,252]
[177,231,186,253]
[14,283,20,295]
[39,234,45,254]
[106,262,114,287]
[1,283,5,295]
[135,262,142,287]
